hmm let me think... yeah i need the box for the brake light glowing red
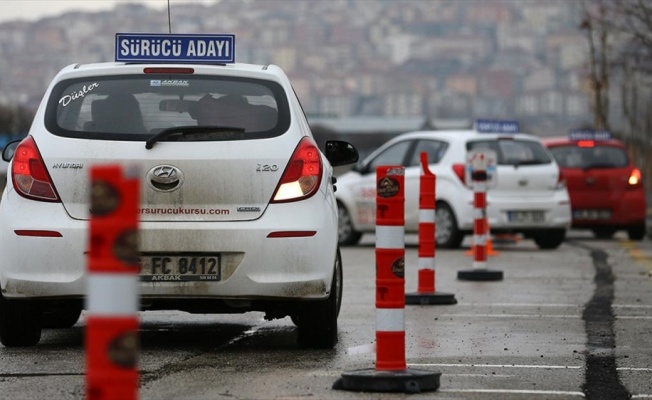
[452,163,466,184]
[11,136,60,202]
[272,137,323,203]
[629,168,642,186]
[143,67,194,74]
[577,140,595,147]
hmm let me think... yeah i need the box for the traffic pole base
[457,269,503,281]
[405,291,457,305]
[332,368,441,393]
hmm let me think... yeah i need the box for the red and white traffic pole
[333,166,440,393]
[374,166,407,371]
[406,152,456,305]
[86,164,140,400]
[458,152,503,281]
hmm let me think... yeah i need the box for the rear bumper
[0,190,338,304]
[570,189,646,228]
[455,191,571,231]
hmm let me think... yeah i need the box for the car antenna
[167,0,172,33]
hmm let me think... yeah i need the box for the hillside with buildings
[0,0,596,136]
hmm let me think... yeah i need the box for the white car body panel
[0,62,338,300]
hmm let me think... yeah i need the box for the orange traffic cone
[465,218,499,256]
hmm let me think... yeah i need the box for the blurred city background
[0,0,651,181]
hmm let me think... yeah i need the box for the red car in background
[543,131,647,240]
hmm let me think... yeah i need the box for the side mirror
[324,140,359,167]
[2,140,20,162]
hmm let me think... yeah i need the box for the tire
[41,303,82,329]
[627,223,646,241]
[592,227,617,239]
[436,202,464,249]
[533,229,566,249]
[295,247,342,349]
[337,201,362,246]
[0,294,42,347]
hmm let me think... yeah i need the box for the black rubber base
[457,269,504,281]
[332,368,441,393]
[405,291,457,305]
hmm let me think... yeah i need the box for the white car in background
[335,124,571,249]
[0,33,359,348]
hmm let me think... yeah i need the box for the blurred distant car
[543,131,646,240]
[336,120,571,249]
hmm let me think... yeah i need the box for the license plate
[507,210,545,223]
[139,255,221,282]
[573,209,612,220]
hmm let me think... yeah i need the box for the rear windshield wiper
[145,125,245,149]
[509,160,546,168]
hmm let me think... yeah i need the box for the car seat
[90,94,146,134]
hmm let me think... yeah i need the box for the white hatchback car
[0,34,358,348]
[336,126,571,249]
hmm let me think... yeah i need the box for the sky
[1,0,217,23]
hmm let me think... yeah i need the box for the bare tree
[580,0,611,131]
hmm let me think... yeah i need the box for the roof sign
[115,33,235,63]
[474,119,520,134]
[569,129,611,141]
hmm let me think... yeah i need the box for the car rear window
[467,138,552,166]
[45,74,290,141]
[548,144,629,169]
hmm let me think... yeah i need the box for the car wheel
[337,201,362,246]
[41,303,82,329]
[592,227,617,239]
[295,247,341,349]
[0,294,42,347]
[533,229,566,249]
[627,223,646,241]
[436,202,464,249]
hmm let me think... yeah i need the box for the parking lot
[0,230,650,399]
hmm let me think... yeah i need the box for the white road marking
[439,313,580,319]
[438,388,585,397]
[409,363,582,369]
[458,302,579,308]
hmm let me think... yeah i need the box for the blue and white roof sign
[474,119,520,134]
[569,129,611,141]
[115,33,235,63]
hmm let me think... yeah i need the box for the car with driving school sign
[0,32,360,350]
[115,33,235,63]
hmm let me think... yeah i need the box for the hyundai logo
[147,165,184,192]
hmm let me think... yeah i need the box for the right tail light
[628,168,642,187]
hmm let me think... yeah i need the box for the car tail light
[556,169,566,190]
[11,136,60,202]
[272,137,323,203]
[452,163,466,184]
[143,67,194,74]
[628,168,642,187]
[577,140,595,147]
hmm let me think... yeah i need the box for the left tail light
[272,137,323,203]
[11,136,60,202]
